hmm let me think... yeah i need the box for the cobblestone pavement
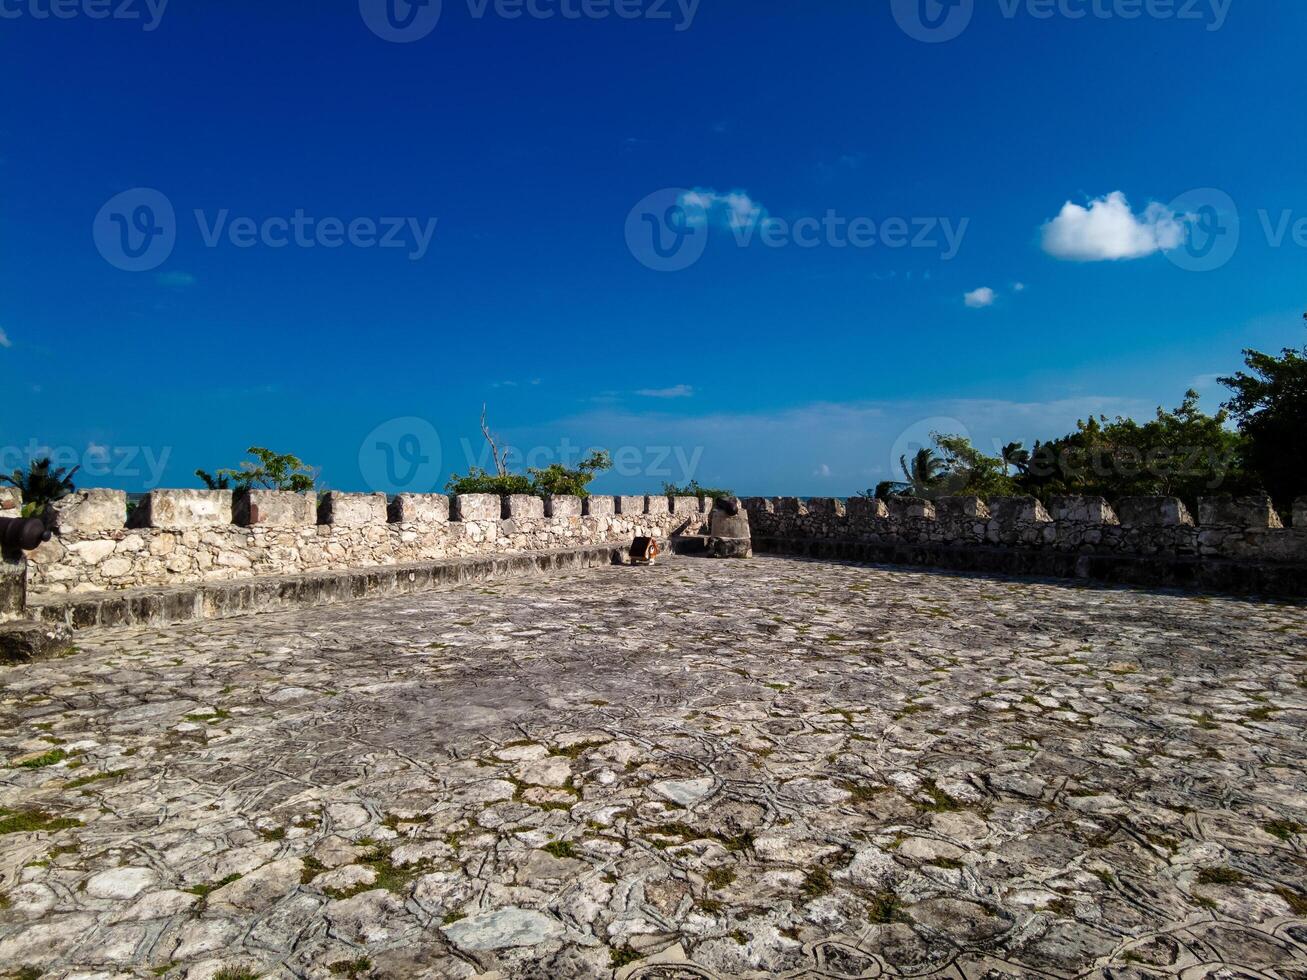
[2,556,1306,980]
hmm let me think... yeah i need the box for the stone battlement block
[318,492,387,527]
[389,493,449,524]
[775,497,807,515]
[47,489,127,532]
[547,495,582,518]
[234,490,316,528]
[1198,494,1283,529]
[936,496,990,520]
[888,497,935,521]
[1117,497,1194,527]
[645,495,670,516]
[454,494,502,522]
[1049,496,1118,525]
[741,497,774,514]
[582,496,615,517]
[806,498,846,517]
[131,489,232,529]
[989,496,1051,525]
[504,495,545,519]
[616,496,646,516]
[846,497,889,520]
[670,496,701,515]
[1296,497,1307,530]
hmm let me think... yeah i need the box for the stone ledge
[0,621,75,663]
[30,545,631,632]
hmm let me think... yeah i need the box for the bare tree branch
[481,403,507,477]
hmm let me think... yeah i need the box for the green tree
[528,450,612,498]
[200,447,318,492]
[1,457,79,516]
[1017,391,1244,507]
[1219,325,1307,509]
[933,434,1017,497]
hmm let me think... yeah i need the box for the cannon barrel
[0,516,51,553]
[713,495,742,516]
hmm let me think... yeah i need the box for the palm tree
[900,448,946,496]
[195,469,232,490]
[1001,441,1031,475]
[1,457,79,514]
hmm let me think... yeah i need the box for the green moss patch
[0,808,81,835]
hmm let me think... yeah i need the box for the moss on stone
[0,808,81,835]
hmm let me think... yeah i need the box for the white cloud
[679,188,765,232]
[1041,191,1186,261]
[964,287,996,309]
[0,327,10,348]
[636,384,694,399]
[813,463,832,477]
[1012,281,1026,292]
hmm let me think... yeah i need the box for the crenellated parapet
[745,493,1307,593]
[27,490,716,596]
[21,488,1307,599]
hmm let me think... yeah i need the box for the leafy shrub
[445,468,534,496]
[448,451,612,499]
[663,480,733,500]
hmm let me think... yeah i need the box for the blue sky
[2,0,1304,496]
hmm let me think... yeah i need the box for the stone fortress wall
[742,493,1307,595]
[11,487,1307,599]
[19,489,711,595]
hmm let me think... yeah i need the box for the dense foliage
[871,391,1245,510]
[864,326,1307,514]
[1219,334,1307,511]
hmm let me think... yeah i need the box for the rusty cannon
[0,516,52,555]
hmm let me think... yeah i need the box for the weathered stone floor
[2,556,1306,980]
